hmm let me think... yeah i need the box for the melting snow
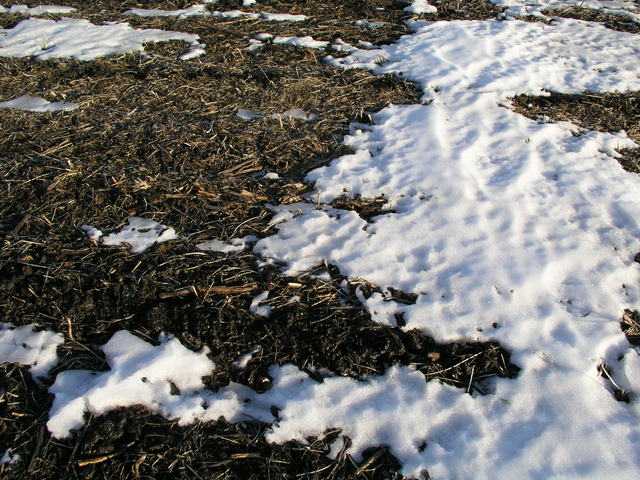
[0,4,76,16]
[0,323,64,381]
[197,236,255,253]
[0,18,201,61]
[249,291,273,317]
[83,217,178,253]
[4,3,640,479]
[404,1,438,14]
[0,95,77,112]
[254,16,640,478]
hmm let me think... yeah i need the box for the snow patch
[83,217,178,253]
[250,291,273,317]
[0,5,76,16]
[197,236,255,254]
[404,1,437,14]
[0,323,64,381]
[0,18,201,61]
[0,95,77,112]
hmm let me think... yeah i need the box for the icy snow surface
[0,323,64,380]
[0,95,77,112]
[82,217,178,253]
[254,17,640,478]
[0,18,200,61]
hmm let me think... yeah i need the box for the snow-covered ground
[2,1,640,479]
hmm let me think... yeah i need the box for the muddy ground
[0,1,638,478]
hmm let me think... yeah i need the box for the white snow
[85,217,178,253]
[47,331,223,437]
[254,17,640,478]
[197,236,253,253]
[269,108,317,122]
[0,323,64,381]
[0,18,201,61]
[179,47,206,60]
[126,4,210,18]
[260,13,307,22]
[404,1,437,14]
[249,291,273,317]
[126,6,307,22]
[0,5,76,16]
[272,36,328,50]
[492,0,640,21]
[0,95,77,112]
[237,108,262,120]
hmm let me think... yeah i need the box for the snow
[83,217,178,253]
[0,94,77,112]
[46,331,228,438]
[404,1,437,14]
[237,108,262,120]
[249,291,273,317]
[0,18,201,61]
[0,323,64,381]
[0,5,76,16]
[491,0,640,21]
[0,449,20,465]
[272,36,328,50]
[254,16,640,478]
[269,108,317,122]
[179,47,206,60]
[197,236,254,253]
[126,6,307,22]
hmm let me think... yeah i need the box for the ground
[1,1,639,479]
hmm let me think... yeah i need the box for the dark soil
[1,3,521,478]
[511,91,640,173]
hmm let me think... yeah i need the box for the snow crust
[0,18,201,61]
[0,323,64,380]
[83,217,178,253]
[0,95,77,112]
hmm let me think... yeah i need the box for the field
[1,1,640,479]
